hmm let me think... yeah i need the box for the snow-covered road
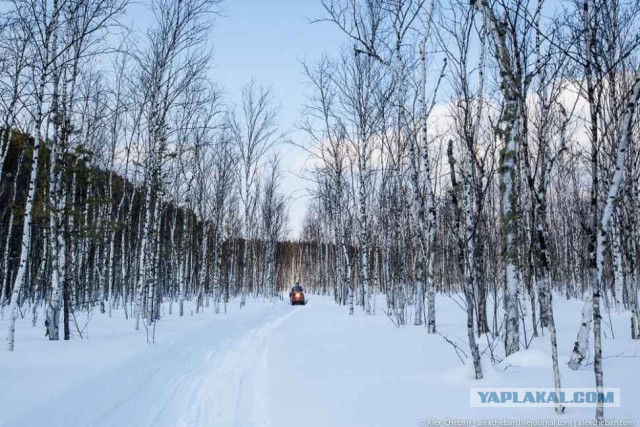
[1,302,298,427]
[2,295,639,427]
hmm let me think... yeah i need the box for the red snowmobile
[289,284,306,305]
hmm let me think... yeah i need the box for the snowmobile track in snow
[1,305,297,427]
[179,309,295,427]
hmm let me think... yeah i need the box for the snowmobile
[289,286,307,305]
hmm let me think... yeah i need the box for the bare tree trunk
[472,0,522,356]
[447,140,482,379]
[591,71,640,421]
[6,0,60,348]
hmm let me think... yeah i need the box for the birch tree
[228,80,278,307]
[568,0,640,370]
[5,0,66,350]
[471,0,529,357]
[132,0,218,329]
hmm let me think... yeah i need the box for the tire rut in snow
[0,306,297,427]
[179,309,296,427]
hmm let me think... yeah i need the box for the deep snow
[0,294,639,427]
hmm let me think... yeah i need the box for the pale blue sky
[210,0,344,237]
[124,0,343,237]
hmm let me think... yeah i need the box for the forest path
[4,296,639,426]
[1,300,298,427]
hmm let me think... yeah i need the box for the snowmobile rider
[290,282,303,296]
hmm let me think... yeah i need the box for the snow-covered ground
[1,295,639,427]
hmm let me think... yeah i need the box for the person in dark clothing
[290,282,303,295]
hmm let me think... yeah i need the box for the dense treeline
[0,133,302,328]
[0,0,295,349]
[294,0,640,420]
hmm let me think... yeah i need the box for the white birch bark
[409,7,437,330]
[6,0,61,350]
[6,128,42,351]
[135,162,155,330]
[591,71,640,421]
[569,0,600,369]
[447,140,482,379]
[357,154,370,314]
[472,0,521,356]
[611,223,624,313]
[46,33,65,340]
